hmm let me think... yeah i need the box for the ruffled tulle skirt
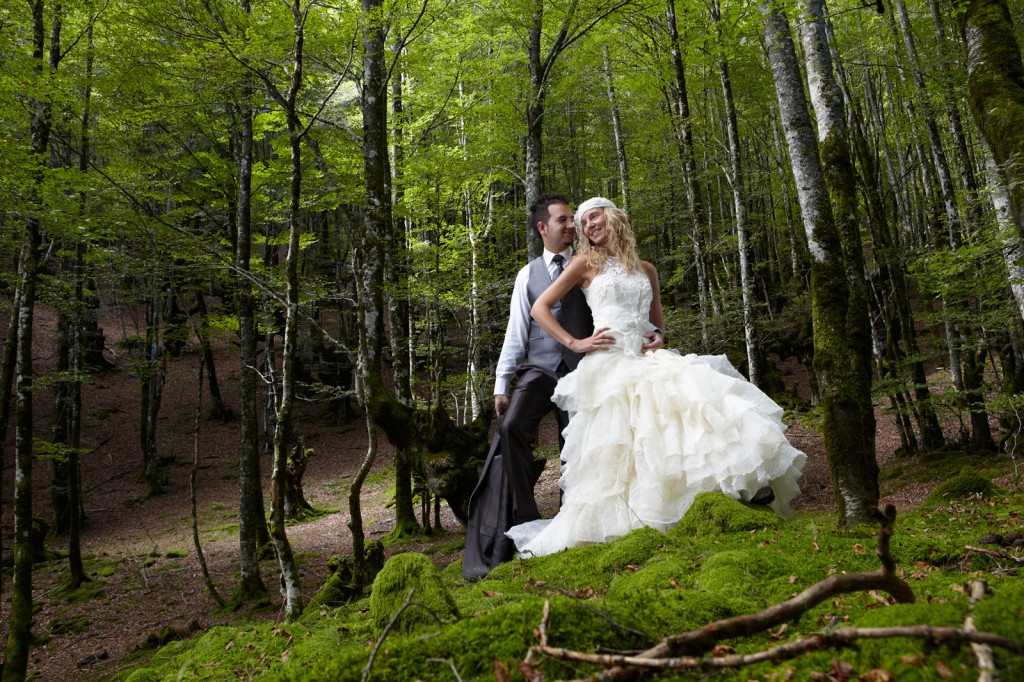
[505,351,806,557]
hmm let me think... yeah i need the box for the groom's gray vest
[524,256,592,373]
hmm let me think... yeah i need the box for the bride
[505,197,806,558]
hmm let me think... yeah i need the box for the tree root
[524,506,1024,681]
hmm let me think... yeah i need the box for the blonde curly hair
[578,206,642,274]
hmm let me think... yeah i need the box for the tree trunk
[233,0,267,600]
[525,0,545,258]
[799,0,877,470]
[266,1,308,621]
[666,0,711,347]
[889,0,966,391]
[139,277,167,498]
[4,5,51,678]
[353,0,391,587]
[603,45,629,213]
[958,0,1024,274]
[762,1,878,525]
[193,289,230,421]
[711,0,759,385]
[389,60,419,537]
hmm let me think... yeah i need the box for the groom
[463,193,593,579]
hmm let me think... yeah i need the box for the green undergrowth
[113,489,1024,682]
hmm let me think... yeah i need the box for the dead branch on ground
[525,506,1021,680]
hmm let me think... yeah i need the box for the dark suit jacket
[462,422,514,580]
[462,415,548,580]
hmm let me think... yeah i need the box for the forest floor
[0,304,984,680]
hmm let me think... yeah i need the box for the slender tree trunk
[233,0,267,600]
[711,0,759,384]
[353,0,391,586]
[389,59,418,536]
[762,0,879,525]
[666,0,711,347]
[139,277,167,498]
[266,1,307,620]
[193,289,229,421]
[525,0,545,258]
[4,4,51,677]
[890,0,966,390]
[191,355,224,607]
[603,45,629,213]
[984,144,1024,318]
[64,16,95,590]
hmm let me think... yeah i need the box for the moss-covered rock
[593,526,666,573]
[670,491,781,538]
[924,468,996,505]
[369,552,459,636]
[307,542,386,612]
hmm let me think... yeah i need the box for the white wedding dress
[505,257,806,558]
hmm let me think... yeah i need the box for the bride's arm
[641,261,666,351]
[531,259,613,353]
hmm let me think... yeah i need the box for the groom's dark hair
[530,193,570,232]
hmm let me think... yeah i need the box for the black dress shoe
[749,486,775,505]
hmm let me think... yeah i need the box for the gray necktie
[551,254,565,281]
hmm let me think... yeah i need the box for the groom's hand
[495,395,509,416]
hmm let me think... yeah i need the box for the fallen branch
[528,506,921,681]
[965,545,1024,565]
[964,580,996,682]
[530,624,1024,676]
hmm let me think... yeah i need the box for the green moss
[368,552,459,636]
[924,467,997,505]
[670,491,781,538]
[112,487,1024,682]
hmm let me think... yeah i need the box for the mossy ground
[110,485,1024,682]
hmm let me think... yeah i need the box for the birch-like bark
[763,0,879,525]
[666,0,710,346]
[958,0,1024,236]
[799,0,876,464]
[603,45,629,213]
[711,0,758,384]
[890,0,966,390]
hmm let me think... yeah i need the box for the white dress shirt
[494,248,573,396]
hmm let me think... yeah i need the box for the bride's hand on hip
[569,327,615,353]
[642,330,664,352]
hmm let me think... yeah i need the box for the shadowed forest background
[2,0,1024,679]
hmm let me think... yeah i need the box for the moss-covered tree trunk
[799,0,878,499]
[353,0,391,586]
[763,0,878,525]
[958,0,1024,221]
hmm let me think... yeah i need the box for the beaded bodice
[583,258,653,354]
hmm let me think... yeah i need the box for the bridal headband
[575,197,616,226]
